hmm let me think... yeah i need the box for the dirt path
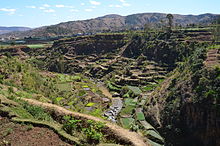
[99,85,112,99]
[20,98,149,146]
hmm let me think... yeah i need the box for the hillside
[0,13,218,38]
[144,45,220,145]
[0,25,219,145]
[0,26,31,35]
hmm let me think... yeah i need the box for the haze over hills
[0,12,218,39]
[0,26,31,35]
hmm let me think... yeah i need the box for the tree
[213,16,220,43]
[57,55,65,73]
[144,23,151,38]
[144,23,150,33]
[166,14,174,30]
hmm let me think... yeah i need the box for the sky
[0,0,219,28]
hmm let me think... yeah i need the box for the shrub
[62,116,82,135]
[82,120,105,144]
[23,102,52,121]
[62,116,105,144]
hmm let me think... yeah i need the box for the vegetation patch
[120,105,135,116]
[120,118,135,129]
[136,112,145,121]
[124,98,137,106]
[126,86,142,95]
[27,44,48,49]
[62,116,107,144]
[22,102,53,121]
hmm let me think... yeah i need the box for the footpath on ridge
[20,98,149,146]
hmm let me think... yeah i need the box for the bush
[62,116,105,144]
[82,120,105,144]
[23,102,52,121]
[62,116,82,135]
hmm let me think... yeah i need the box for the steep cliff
[144,47,220,145]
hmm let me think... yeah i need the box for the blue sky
[0,0,219,28]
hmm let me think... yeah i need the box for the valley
[0,12,220,146]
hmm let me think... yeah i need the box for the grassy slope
[0,56,149,145]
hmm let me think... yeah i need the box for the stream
[96,81,123,122]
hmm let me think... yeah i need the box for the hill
[0,26,31,35]
[0,13,218,38]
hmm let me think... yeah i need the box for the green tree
[213,16,220,43]
[57,55,65,73]
[166,14,174,30]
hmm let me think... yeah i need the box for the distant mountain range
[0,27,31,35]
[0,13,218,39]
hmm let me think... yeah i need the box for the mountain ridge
[0,12,218,38]
[0,26,31,35]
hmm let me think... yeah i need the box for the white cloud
[117,0,131,7]
[43,4,50,8]
[68,16,75,19]
[70,9,79,12]
[81,3,85,6]
[26,6,36,9]
[66,6,74,8]
[44,9,55,13]
[90,1,101,6]
[122,3,131,7]
[0,8,16,12]
[55,5,74,8]
[116,5,123,8]
[109,0,131,8]
[39,7,46,10]
[0,8,16,15]
[39,4,51,12]
[85,9,93,12]
[55,5,65,8]
[119,0,126,3]
[109,4,122,8]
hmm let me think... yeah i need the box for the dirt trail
[20,98,149,146]
[99,85,112,99]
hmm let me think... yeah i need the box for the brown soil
[39,71,56,78]
[20,98,149,146]
[0,117,71,146]
[98,85,112,99]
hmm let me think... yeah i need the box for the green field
[0,44,10,49]
[27,44,48,49]
[124,98,137,106]
[120,105,135,116]
[120,118,135,129]
[136,112,145,121]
